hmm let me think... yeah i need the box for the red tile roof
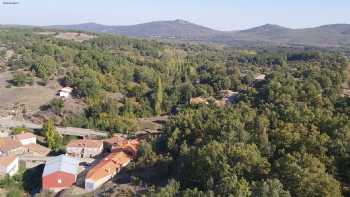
[15,132,36,140]
[85,151,131,182]
[103,136,128,147]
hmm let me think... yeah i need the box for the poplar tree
[154,76,163,116]
[42,119,62,151]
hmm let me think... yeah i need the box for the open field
[54,32,96,42]
[0,86,56,113]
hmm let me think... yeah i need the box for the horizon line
[1,19,350,32]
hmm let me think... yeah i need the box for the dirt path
[0,119,108,137]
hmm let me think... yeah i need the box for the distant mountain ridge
[47,20,350,48]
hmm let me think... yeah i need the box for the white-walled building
[66,139,103,158]
[59,87,73,98]
[15,132,36,145]
[0,155,19,176]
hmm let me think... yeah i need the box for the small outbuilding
[59,87,73,98]
[42,155,80,192]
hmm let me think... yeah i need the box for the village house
[0,137,26,156]
[14,132,36,145]
[59,87,73,98]
[84,151,131,191]
[0,155,19,176]
[66,139,103,158]
[24,143,51,156]
[42,155,80,192]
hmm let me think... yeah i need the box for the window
[57,179,62,184]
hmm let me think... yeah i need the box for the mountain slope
[50,20,223,41]
[47,20,350,48]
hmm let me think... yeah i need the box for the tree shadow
[22,164,44,195]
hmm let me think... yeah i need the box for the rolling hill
[48,20,350,48]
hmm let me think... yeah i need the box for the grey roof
[42,155,79,176]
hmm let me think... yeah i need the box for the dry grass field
[54,32,96,42]
[0,71,59,113]
[0,86,57,113]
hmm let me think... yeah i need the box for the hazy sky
[0,0,349,30]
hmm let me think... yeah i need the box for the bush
[41,98,64,114]
[9,72,34,87]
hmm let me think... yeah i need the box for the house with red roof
[103,136,140,157]
[42,155,80,192]
[84,139,140,191]
[85,151,131,191]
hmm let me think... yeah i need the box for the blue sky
[0,0,349,30]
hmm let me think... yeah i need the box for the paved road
[0,119,108,137]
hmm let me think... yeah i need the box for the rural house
[66,139,103,158]
[0,155,19,176]
[42,155,80,192]
[59,87,73,98]
[14,132,36,145]
[0,137,26,156]
[85,151,131,191]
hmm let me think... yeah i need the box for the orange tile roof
[24,143,51,156]
[103,136,128,147]
[15,132,36,140]
[85,151,131,182]
[118,139,140,157]
[0,155,17,167]
[0,138,22,152]
[67,139,102,149]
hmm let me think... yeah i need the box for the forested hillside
[0,28,350,196]
[49,20,350,49]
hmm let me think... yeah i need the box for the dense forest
[0,28,349,196]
